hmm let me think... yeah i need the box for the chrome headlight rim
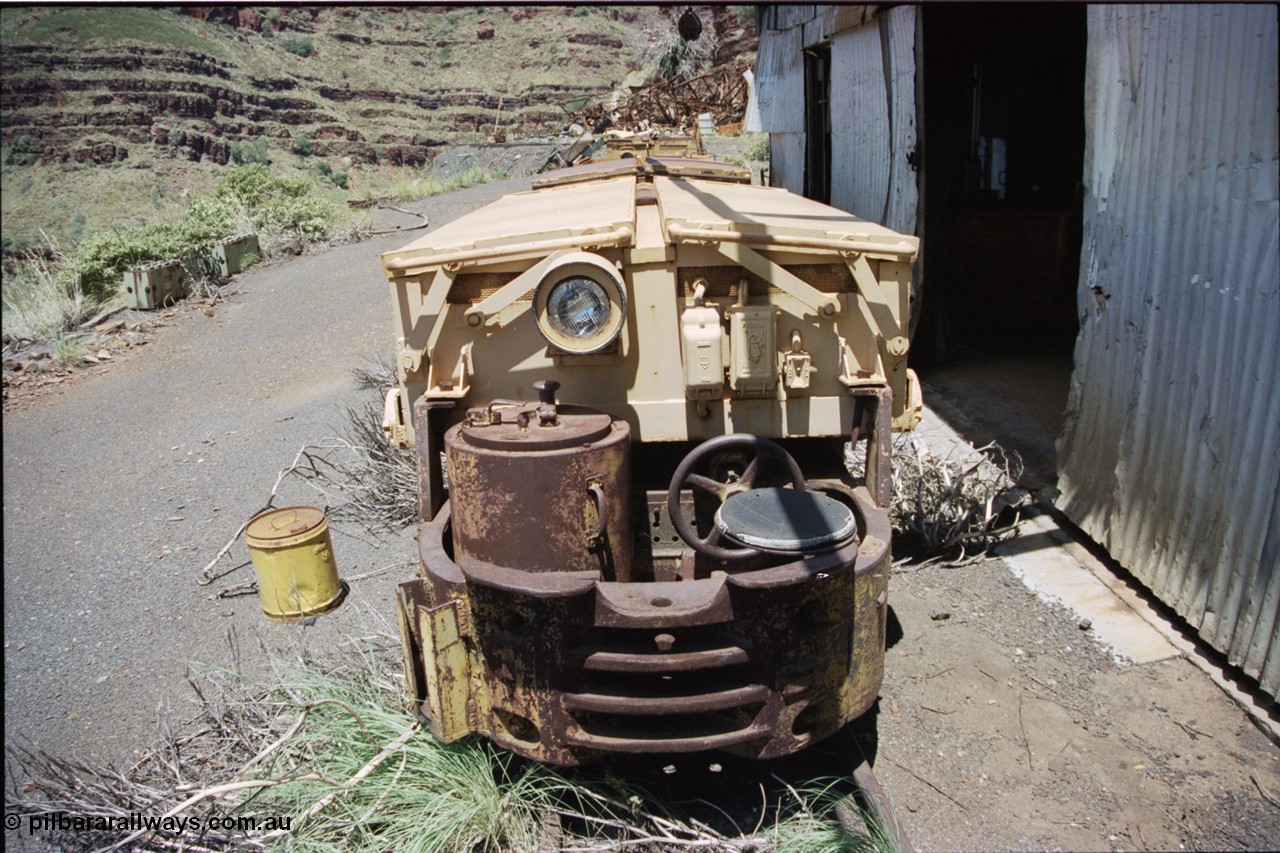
[532,255,626,355]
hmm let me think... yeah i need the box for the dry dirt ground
[874,553,1280,851]
[4,163,1279,852]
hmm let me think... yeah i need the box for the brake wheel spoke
[684,472,730,500]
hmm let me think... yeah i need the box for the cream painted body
[380,163,921,448]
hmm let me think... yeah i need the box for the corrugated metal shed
[829,6,917,234]
[754,12,804,194]
[755,19,804,133]
[755,4,917,229]
[1059,5,1280,694]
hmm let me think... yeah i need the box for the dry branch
[848,433,1027,565]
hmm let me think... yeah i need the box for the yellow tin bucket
[245,506,347,622]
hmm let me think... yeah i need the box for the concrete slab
[913,405,1180,665]
[995,513,1181,664]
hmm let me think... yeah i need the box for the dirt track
[4,172,1279,851]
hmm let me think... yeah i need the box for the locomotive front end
[381,157,920,765]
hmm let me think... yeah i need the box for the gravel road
[2,177,530,767]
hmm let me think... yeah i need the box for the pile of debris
[561,60,750,139]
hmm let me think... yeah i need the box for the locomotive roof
[380,160,918,276]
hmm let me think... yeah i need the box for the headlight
[533,253,626,354]
[546,276,611,339]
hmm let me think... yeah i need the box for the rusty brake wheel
[666,434,807,562]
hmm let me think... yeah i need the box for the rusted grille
[447,271,524,304]
[677,264,854,298]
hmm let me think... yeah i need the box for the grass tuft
[1,240,91,341]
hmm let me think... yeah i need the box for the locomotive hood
[380,158,918,277]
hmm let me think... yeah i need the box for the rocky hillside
[1,5,757,247]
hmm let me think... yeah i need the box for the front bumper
[396,485,891,766]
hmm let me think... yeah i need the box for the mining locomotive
[380,154,921,765]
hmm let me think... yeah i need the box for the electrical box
[214,233,260,277]
[680,305,724,400]
[726,304,778,395]
[123,260,186,311]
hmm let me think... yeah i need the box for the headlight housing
[533,253,626,354]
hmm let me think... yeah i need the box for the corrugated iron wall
[755,12,805,195]
[755,5,918,227]
[829,6,917,234]
[1059,5,1280,694]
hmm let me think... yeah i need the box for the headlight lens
[532,253,626,355]
[546,276,611,339]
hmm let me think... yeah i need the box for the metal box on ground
[123,260,186,310]
[213,233,260,277]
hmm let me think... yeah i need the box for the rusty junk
[564,62,750,138]
[397,389,896,766]
[382,153,919,766]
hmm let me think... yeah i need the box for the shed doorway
[804,45,832,204]
[913,3,1087,488]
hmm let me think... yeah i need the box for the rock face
[0,8,660,169]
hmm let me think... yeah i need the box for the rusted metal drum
[245,506,347,622]
[445,404,633,581]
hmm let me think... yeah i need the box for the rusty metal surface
[411,398,454,523]
[850,385,894,508]
[853,760,914,853]
[446,405,634,583]
[399,463,893,765]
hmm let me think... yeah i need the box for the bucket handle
[586,483,607,548]
[269,509,301,531]
[263,505,328,535]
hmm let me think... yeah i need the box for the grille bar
[581,646,750,673]
[563,684,768,715]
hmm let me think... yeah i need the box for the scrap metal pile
[563,62,749,136]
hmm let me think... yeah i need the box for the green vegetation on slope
[2,160,504,354]
[0,6,225,55]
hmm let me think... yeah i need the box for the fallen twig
[100,774,328,852]
[1018,695,1033,770]
[884,758,967,812]
[1173,719,1214,741]
[1250,772,1280,810]
[254,722,420,840]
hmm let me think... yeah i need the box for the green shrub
[312,160,350,190]
[280,36,314,57]
[293,134,312,157]
[230,138,270,165]
[743,133,770,161]
[51,165,337,302]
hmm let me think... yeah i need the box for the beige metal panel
[654,176,918,257]
[381,176,637,273]
[1059,4,1280,695]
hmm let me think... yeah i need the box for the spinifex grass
[5,628,882,852]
